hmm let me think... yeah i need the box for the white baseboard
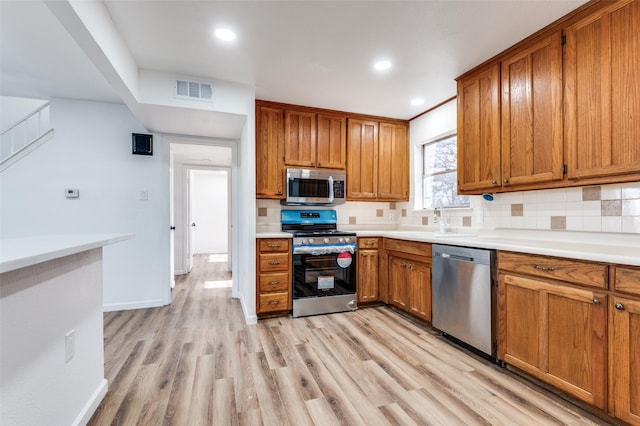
[72,379,108,426]
[240,296,257,325]
[103,298,164,312]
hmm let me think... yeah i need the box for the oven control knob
[308,238,315,244]
[338,237,345,243]
[324,237,330,244]
[301,238,307,245]
[344,237,351,243]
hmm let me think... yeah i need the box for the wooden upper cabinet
[501,31,564,187]
[347,119,378,199]
[256,105,285,198]
[565,0,640,180]
[284,110,317,168]
[457,63,502,193]
[316,114,346,169]
[378,122,409,200]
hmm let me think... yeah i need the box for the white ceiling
[1,0,587,120]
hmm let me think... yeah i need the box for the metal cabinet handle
[593,298,601,305]
[615,303,625,311]
[533,264,555,271]
[268,300,281,305]
[491,179,497,185]
[268,281,280,285]
[268,260,280,265]
[364,241,375,246]
[268,243,282,248]
[503,179,509,184]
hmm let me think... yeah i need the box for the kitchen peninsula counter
[0,233,133,426]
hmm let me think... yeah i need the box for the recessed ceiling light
[411,98,425,106]
[374,60,392,71]
[215,28,236,41]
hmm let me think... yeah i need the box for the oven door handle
[292,244,356,255]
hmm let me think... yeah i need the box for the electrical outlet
[65,330,75,363]
[388,210,395,221]
[139,190,149,201]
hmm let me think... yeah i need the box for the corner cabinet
[498,251,608,410]
[564,0,640,181]
[256,238,291,317]
[256,105,285,199]
[347,119,408,201]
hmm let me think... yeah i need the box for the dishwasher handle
[438,252,474,262]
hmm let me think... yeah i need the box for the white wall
[191,170,228,254]
[1,249,106,425]
[0,98,170,310]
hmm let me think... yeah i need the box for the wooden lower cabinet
[610,295,640,425]
[256,238,291,316]
[386,239,432,322]
[498,273,607,410]
[357,238,379,303]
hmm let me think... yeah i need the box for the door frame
[168,137,238,300]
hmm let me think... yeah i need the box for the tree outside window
[423,133,469,209]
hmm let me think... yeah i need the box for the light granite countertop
[257,229,640,267]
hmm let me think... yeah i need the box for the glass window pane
[422,133,468,209]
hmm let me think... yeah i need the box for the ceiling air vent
[175,79,213,102]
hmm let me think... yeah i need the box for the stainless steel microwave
[283,168,346,206]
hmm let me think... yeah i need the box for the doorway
[189,168,231,272]
[169,140,236,300]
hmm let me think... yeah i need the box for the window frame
[421,130,469,210]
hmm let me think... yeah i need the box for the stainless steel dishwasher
[432,244,499,361]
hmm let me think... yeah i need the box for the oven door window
[293,253,356,298]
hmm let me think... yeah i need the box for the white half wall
[0,98,170,311]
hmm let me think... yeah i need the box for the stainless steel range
[282,210,357,317]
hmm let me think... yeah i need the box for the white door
[169,150,176,289]
[187,170,195,273]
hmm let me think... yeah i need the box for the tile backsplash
[256,181,640,234]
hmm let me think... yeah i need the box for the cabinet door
[378,122,409,201]
[457,63,501,193]
[347,119,378,199]
[317,114,346,169]
[501,32,563,188]
[407,261,431,322]
[610,295,640,425]
[565,0,640,180]
[388,256,408,309]
[357,249,379,303]
[256,106,285,198]
[285,110,317,167]
[499,274,607,409]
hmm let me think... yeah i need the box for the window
[422,132,469,209]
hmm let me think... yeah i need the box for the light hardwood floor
[89,254,612,425]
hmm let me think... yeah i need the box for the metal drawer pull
[364,241,375,246]
[615,303,625,311]
[268,244,281,248]
[268,300,281,305]
[268,260,281,265]
[268,280,281,285]
[533,264,555,271]
[593,298,601,304]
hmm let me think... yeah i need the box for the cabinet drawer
[259,253,289,272]
[385,238,431,258]
[258,272,289,293]
[358,238,379,249]
[614,266,640,296]
[498,251,607,289]
[258,292,289,313]
[259,239,290,253]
